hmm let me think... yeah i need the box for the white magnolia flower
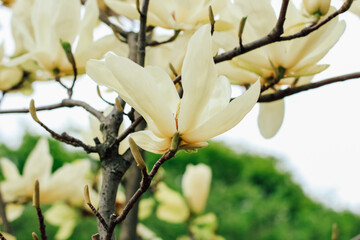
[105,0,228,30]
[8,0,127,77]
[215,0,345,138]
[87,25,260,154]
[182,164,212,214]
[0,138,95,206]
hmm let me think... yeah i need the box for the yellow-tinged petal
[145,66,180,113]
[216,61,259,85]
[258,99,285,139]
[45,203,78,240]
[155,182,189,223]
[183,80,260,143]
[130,130,171,154]
[178,24,218,134]
[182,164,212,214]
[138,198,155,220]
[74,0,98,61]
[4,204,24,222]
[104,53,176,137]
[1,232,16,240]
[0,158,21,180]
[23,138,52,184]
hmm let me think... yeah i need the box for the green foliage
[144,142,360,240]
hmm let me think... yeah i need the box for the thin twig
[147,30,181,47]
[99,12,129,40]
[0,99,104,121]
[114,116,143,145]
[105,149,177,240]
[214,0,351,63]
[258,72,360,102]
[87,203,108,231]
[35,207,47,240]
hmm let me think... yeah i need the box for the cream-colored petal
[74,0,98,67]
[258,99,285,139]
[45,203,78,240]
[145,66,180,113]
[44,160,91,205]
[178,24,218,134]
[183,80,260,143]
[216,61,258,85]
[138,198,155,220]
[0,158,20,180]
[23,138,52,183]
[291,64,328,77]
[104,53,176,137]
[182,164,211,214]
[130,130,171,154]
[53,0,81,43]
[5,204,24,222]
[155,182,189,223]
[105,0,139,20]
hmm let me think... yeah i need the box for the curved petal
[23,138,52,183]
[130,130,171,154]
[145,66,180,113]
[178,24,218,133]
[104,53,176,137]
[257,99,285,139]
[183,80,260,143]
[0,158,20,180]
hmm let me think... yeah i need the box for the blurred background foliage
[1,134,360,239]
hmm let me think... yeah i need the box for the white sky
[1,1,360,214]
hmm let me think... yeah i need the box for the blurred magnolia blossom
[0,138,96,207]
[182,164,212,214]
[215,0,345,138]
[44,203,79,240]
[5,0,127,78]
[0,44,23,91]
[350,0,360,16]
[87,24,260,154]
[104,0,230,30]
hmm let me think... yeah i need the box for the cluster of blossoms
[0,0,356,238]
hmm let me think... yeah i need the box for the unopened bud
[32,232,39,240]
[208,6,215,35]
[129,137,146,170]
[84,185,91,204]
[29,99,40,123]
[33,179,40,208]
[170,132,180,152]
[115,98,123,112]
[238,16,247,46]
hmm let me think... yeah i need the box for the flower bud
[303,0,331,16]
[32,179,40,208]
[182,164,212,214]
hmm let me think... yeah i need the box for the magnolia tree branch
[99,11,129,40]
[258,72,360,102]
[105,149,177,240]
[214,0,352,63]
[0,99,104,121]
[137,0,151,67]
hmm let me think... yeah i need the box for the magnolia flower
[155,182,190,223]
[8,0,127,77]
[87,24,260,154]
[0,138,95,206]
[182,164,212,214]
[303,0,331,16]
[105,0,228,30]
[44,203,79,240]
[215,0,345,138]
